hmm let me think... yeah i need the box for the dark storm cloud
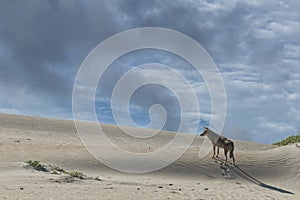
[0,0,263,110]
[0,0,123,113]
[117,0,299,72]
[116,0,253,62]
[0,0,299,143]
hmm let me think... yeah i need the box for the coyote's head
[200,127,209,136]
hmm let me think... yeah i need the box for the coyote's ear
[204,127,208,130]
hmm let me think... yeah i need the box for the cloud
[94,49,209,133]
[0,0,299,144]
[0,0,123,117]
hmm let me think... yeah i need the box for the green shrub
[68,171,86,179]
[51,170,59,175]
[52,165,66,173]
[26,160,48,172]
[273,132,300,146]
[24,161,89,181]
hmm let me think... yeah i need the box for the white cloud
[283,44,300,59]
[255,21,300,39]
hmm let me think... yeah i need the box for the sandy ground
[0,113,299,200]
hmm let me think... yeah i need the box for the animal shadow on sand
[213,157,294,195]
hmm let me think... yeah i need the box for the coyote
[200,127,236,166]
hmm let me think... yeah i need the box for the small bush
[51,170,59,175]
[273,132,300,146]
[52,165,66,173]
[68,171,86,179]
[24,161,91,181]
[26,160,48,172]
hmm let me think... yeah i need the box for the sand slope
[0,113,299,199]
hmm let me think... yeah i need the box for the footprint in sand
[104,186,114,189]
[220,164,236,179]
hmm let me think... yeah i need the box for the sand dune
[0,113,299,199]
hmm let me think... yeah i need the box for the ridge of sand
[0,113,299,199]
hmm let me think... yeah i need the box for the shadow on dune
[213,157,295,195]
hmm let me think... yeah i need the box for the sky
[0,0,299,144]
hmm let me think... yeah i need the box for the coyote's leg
[229,143,235,166]
[232,156,235,166]
[224,149,228,165]
[212,145,216,158]
[216,147,220,157]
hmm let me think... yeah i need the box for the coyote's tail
[230,142,234,158]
